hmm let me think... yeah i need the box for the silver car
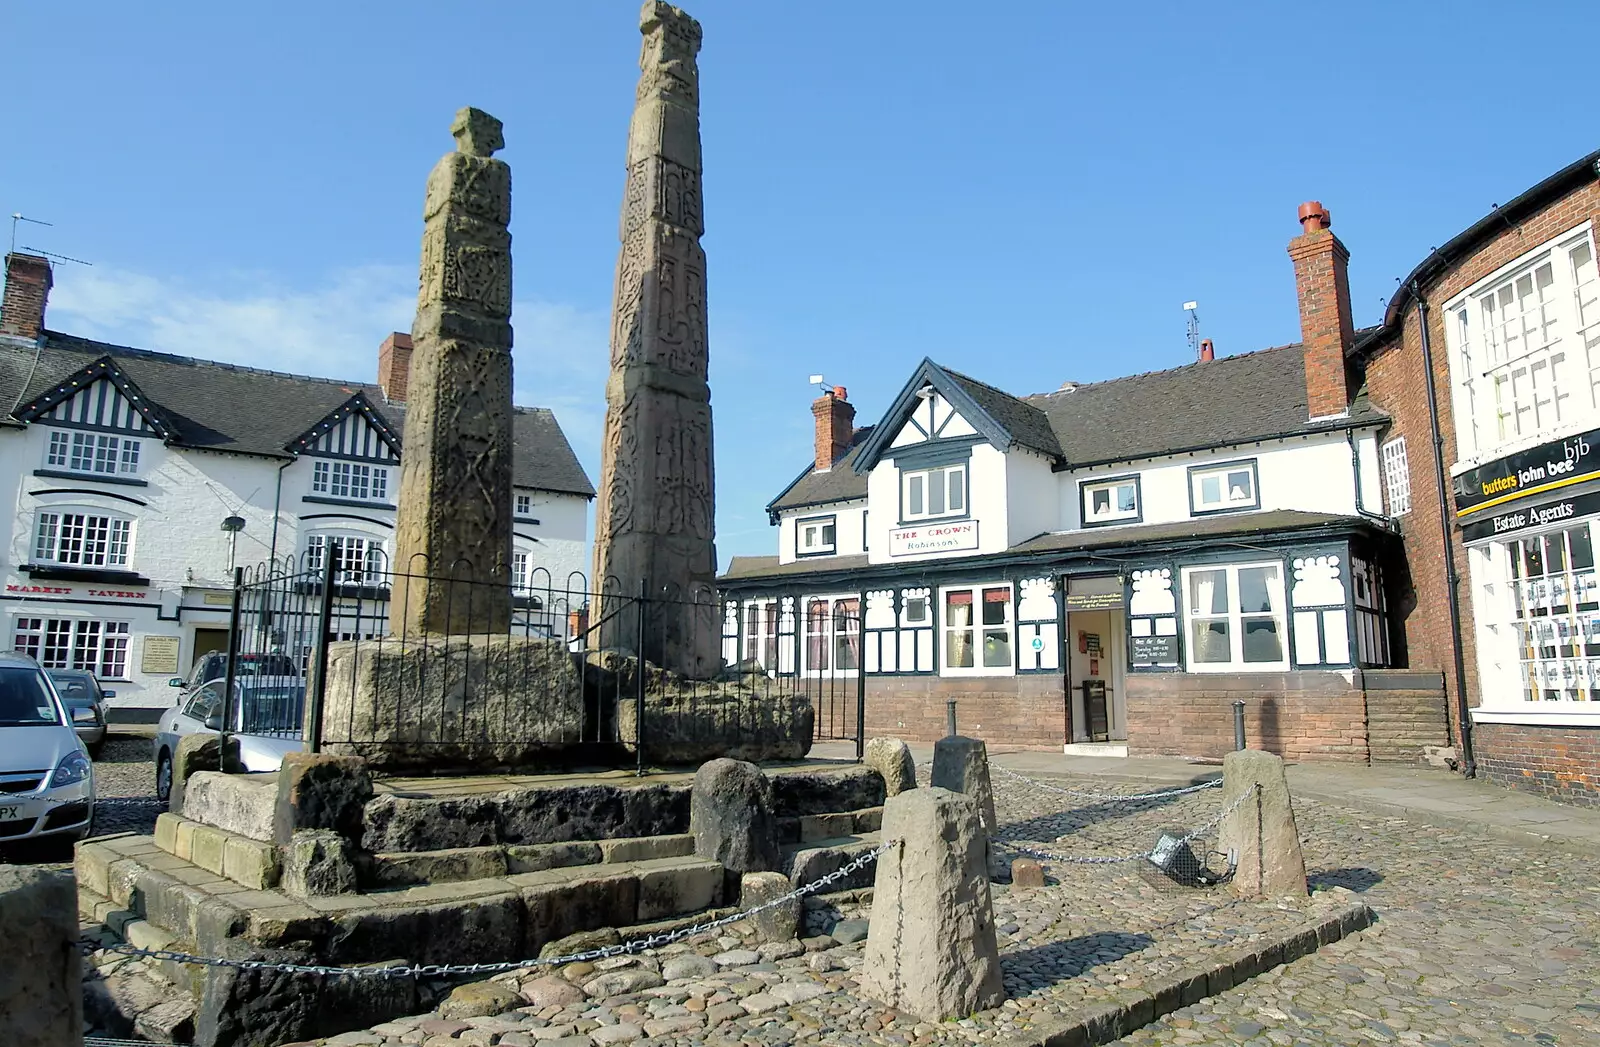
[153,676,305,801]
[46,669,113,758]
[0,651,96,846]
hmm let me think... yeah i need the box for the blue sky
[4,1,1597,567]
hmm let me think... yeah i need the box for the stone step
[360,833,696,888]
[776,806,882,847]
[782,832,883,893]
[151,812,281,889]
[179,770,278,841]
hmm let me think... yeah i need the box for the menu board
[1130,634,1178,666]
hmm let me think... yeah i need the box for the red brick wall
[1,252,52,339]
[1126,672,1369,762]
[377,332,413,403]
[802,674,1068,751]
[810,391,855,471]
[1475,722,1600,807]
[1288,221,1355,418]
[1361,179,1600,766]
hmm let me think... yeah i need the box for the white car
[153,676,305,801]
[0,651,95,847]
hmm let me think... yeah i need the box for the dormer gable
[13,356,173,437]
[288,392,401,462]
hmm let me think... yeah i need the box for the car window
[238,684,306,734]
[0,666,65,726]
[183,683,223,722]
[49,674,93,700]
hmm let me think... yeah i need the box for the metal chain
[31,794,166,808]
[83,839,897,980]
[996,784,1258,866]
[993,764,1222,803]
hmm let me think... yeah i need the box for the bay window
[743,601,780,671]
[13,617,131,679]
[902,463,966,522]
[803,596,860,674]
[34,511,133,568]
[941,584,1013,675]
[1182,562,1288,671]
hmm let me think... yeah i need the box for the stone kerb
[1220,748,1309,899]
[0,866,82,1047]
[861,787,1005,1021]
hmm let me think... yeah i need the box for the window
[803,597,859,674]
[13,618,131,679]
[797,516,837,556]
[941,585,1013,675]
[1081,476,1140,525]
[44,431,141,477]
[1507,524,1600,702]
[1381,438,1411,516]
[512,552,529,592]
[1189,460,1259,514]
[515,493,532,517]
[1183,563,1288,671]
[311,461,389,502]
[34,512,133,568]
[306,534,384,585]
[1448,228,1600,458]
[743,602,780,671]
[902,463,966,522]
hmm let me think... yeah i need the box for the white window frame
[938,583,1015,677]
[801,595,860,677]
[12,616,132,680]
[1180,561,1290,672]
[306,533,386,585]
[33,510,134,568]
[901,463,967,523]
[310,460,389,502]
[512,551,529,592]
[44,430,142,477]
[1446,223,1600,463]
[515,493,533,517]
[796,515,837,557]
[741,600,781,673]
[1189,460,1259,515]
[1381,437,1411,517]
[1080,475,1140,525]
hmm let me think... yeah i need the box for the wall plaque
[888,520,978,557]
[140,636,181,675]
[1064,591,1124,611]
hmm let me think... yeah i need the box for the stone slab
[182,771,278,842]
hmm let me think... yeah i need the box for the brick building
[1354,149,1600,805]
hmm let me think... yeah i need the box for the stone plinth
[319,635,583,772]
[691,759,779,897]
[0,866,81,1047]
[861,787,1004,1020]
[1219,749,1308,899]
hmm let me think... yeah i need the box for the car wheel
[156,749,173,802]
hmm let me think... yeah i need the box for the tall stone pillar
[390,107,515,636]
[593,2,720,677]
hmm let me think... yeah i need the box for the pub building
[719,207,1454,763]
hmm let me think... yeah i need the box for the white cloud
[46,264,610,480]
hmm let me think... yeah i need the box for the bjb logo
[1548,434,1592,477]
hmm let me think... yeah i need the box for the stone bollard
[740,871,802,942]
[1219,749,1308,899]
[0,866,82,1047]
[273,751,373,845]
[930,736,997,834]
[861,787,1004,1020]
[169,733,242,815]
[1011,857,1046,888]
[863,737,917,797]
[690,758,780,899]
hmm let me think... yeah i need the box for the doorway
[1064,575,1128,748]
[190,628,228,676]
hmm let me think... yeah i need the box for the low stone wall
[1365,670,1449,763]
[1126,671,1369,762]
[1475,721,1600,807]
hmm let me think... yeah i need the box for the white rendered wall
[1005,447,1057,547]
[777,501,866,565]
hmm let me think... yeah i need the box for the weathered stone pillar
[592,2,720,678]
[930,735,998,834]
[740,871,801,942]
[861,788,1004,1020]
[864,736,917,797]
[1219,749,1308,899]
[690,758,779,898]
[0,866,82,1047]
[390,106,515,636]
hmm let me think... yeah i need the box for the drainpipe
[1413,284,1476,777]
[266,457,293,567]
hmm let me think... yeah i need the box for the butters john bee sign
[1454,428,1600,519]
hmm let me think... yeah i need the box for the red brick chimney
[1288,201,1356,419]
[1,253,53,340]
[811,386,855,471]
[377,332,414,403]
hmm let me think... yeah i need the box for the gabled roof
[13,355,176,437]
[0,332,596,499]
[850,358,1063,475]
[288,391,403,459]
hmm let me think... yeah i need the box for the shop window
[45,431,141,478]
[1188,460,1259,515]
[12,617,131,679]
[1081,476,1140,525]
[1509,523,1600,702]
[902,464,966,522]
[34,511,133,568]
[1182,562,1288,671]
[803,597,859,675]
[796,516,837,557]
[311,460,389,502]
[1381,438,1411,517]
[941,585,1013,675]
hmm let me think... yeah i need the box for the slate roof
[767,426,874,513]
[0,331,595,498]
[943,367,1062,459]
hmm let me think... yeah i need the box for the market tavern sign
[888,520,978,557]
[1454,428,1600,518]
[1461,488,1600,544]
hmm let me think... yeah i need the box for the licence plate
[0,806,17,820]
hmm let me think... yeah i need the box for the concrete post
[1219,748,1308,899]
[0,866,82,1047]
[861,788,1004,1020]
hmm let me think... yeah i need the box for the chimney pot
[377,332,414,404]
[812,384,857,472]
[1288,198,1355,419]
[1,252,53,341]
[1297,200,1331,234]
[1199,338,1214,362]
[833,386,847,400]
